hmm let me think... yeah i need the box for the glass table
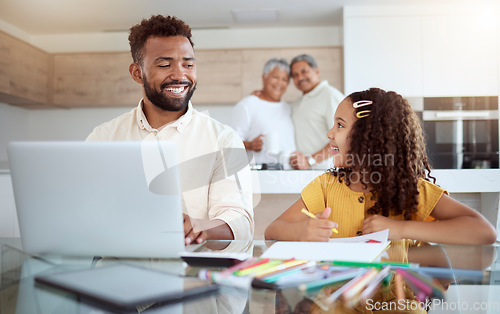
[0,238,499,314]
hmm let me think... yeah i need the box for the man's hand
[289,151,311,170]
[183,214,208,245]
[245,135,264,152]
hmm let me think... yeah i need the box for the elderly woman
[230,58,296,167]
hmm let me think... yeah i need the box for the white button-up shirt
[87,100,254,240]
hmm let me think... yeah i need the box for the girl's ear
[129,63,143,84]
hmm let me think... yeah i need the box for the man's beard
[143,76,196,112]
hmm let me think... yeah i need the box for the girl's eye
[159,65,170,68]
[338,123,344,128]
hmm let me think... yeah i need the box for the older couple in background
[231,55,345,170]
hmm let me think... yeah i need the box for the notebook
[261,230,391,262]
[8,141,185,258]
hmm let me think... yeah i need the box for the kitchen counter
[2,169,499,240]
[253,169,500,194]
[0,161,9,173]
[251,169,500,240]
[1,167,499,193]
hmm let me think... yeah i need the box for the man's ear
[315,67,320,77]
[129,63,143,84]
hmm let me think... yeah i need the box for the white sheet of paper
[329,229,389,243]
[260,241,389,262]
[261,230,390,262]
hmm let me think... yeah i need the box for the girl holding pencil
[265,88,496,244]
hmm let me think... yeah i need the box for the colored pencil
[396,268,433,299]
[254,259,309,278]
[298,268,366,292]
[232,258,270,275]
[236,260,283,276]
[406,269,444,298]
[358,266,391,301]
[261,261,316,283]
[342,267,379,300]
[219,257,259,277]
[326,268,369,304]
[331,260,416,268]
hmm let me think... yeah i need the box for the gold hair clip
[356,110,371,119]
[353,100,373,118]
[352,100,373,108]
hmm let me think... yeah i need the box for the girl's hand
[298,207,338,242]
[362,215,404,241]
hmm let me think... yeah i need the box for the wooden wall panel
[0,35,343,108]
[241,47,344,104]
[0,33,10,95]
[0,31,49,107]
[191,50,243,105]
[8,36,49,104]
[52,52,141,107]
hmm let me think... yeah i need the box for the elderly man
[288,54,345,170]
[87,15,253,245]
[230,58,296,168]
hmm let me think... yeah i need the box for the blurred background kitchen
[0,0,499,241]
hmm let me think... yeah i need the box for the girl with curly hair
[265,88,496,244]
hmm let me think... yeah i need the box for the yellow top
[301,173,447,238]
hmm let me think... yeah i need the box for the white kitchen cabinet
[344,6,499,97]
[421,15,498,97]
[344,16,423,96]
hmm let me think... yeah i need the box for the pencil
[326,268,368,304]
[236,260,282,277]
[298,268,366,292]
[396,268,433,300]
[331,260,417,268]
[262,261,316,283]
[342,267,378,300]
[219,257,259,277]
[394,273,405,301]
[301,208,338,233]
[232,258,269,275]
[254,259,308,278]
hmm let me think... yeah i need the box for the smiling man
[288,54,345,170]
[86,15,254,245]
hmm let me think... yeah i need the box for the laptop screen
[8,141,184,258]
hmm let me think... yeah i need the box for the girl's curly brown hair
[128,15,194,65]
[329,88,435,220]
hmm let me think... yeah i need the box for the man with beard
[288,54,345,170]
[87,15,253,245]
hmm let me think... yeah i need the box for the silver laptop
[8,141,185,258]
